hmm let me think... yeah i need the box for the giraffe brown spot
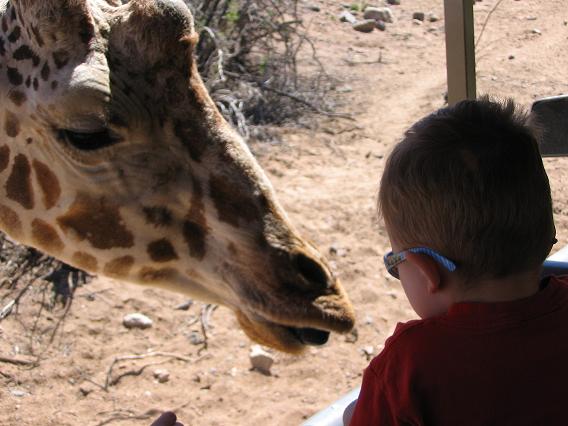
[147,239,178,263]
[209,173,260,227]
[4,110,20,137]
[103,256,134,278]
[9,7,15,21]
[31,219,64,254]
[78,15,94,44]
[72,252,98,272]
[26,137,32,144]
[1,16,6,33]
[25,76,30,88]
[182,220,206,260]
[53,50,69,69]
[8,90,26,106]
[138,267,179,284]
[40,62,50,81]
[6,154,34,209]
[33,159,61,210]
[0,145,9,173]
[32,78,38,91]
[57,193,134,249]
[51,81,58,90]
[13,45,34,61]
[0,37,5,56]
[0,204,22,238]
[7,67,23,86]
[143,206,173,228]
[7,26,20,43]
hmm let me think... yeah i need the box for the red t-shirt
[349,276,568,426]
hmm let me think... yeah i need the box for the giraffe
[0,0,355,353]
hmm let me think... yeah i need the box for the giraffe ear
[10,0,94,56]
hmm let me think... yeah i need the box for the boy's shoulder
[368,276,568,377]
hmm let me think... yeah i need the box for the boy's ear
[405,252,442,293]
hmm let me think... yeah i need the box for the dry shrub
[187,0,335,138]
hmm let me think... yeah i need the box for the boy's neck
[452,270,541,304]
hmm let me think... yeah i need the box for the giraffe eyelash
[58,128,122,151]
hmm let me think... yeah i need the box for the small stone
[249,345,274,374]
[508,54,515,60]
[306,5,320,12]
[175,300,193,311]
[412,12,425,21]
[375,20,386,31]
[363,7,393,23]
[188,331,205,345]
[412,18,423,26]
[10,389,28,398]
[79,383,96,397]
[339,11,357,24]
[428,13,440,22]
[387,0,400,5]
[526,16,537,21]
[362,345,375,357]
[122,313,153,329]
[353,19,376,33]
[345,327,359,343]
[532,28,541,34]
[153,369,170,383]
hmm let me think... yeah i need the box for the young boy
[349,98,568,425]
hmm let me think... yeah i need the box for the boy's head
[379,98,555,283]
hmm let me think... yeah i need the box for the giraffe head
[0,0,355,353]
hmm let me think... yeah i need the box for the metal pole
[444,0,476,105]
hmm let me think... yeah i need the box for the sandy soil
[2,0,568,425]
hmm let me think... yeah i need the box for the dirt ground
[2,0,568,425]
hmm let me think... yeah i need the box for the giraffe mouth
[235,310,335,353]
[288,327,330,346]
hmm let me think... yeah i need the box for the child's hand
[150,411,184,426]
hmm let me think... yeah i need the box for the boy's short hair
[379,97,555,280]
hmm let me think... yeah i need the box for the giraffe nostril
[293,252,330,290]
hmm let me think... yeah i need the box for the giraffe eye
[59,129,121,151]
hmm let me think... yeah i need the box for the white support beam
[444,0,476,105]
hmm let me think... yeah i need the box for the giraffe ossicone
[0,0,355,353]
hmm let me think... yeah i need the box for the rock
[363,7,393,23]
[353,19,376,33]
[387,0,400,5]
[339,11,357,24]
[428,13,440,22]
[249,345,274,374]
[508,54,515,60]
[412,18,423,26]
[153,369,170,383]
[122,313,153,329]
[175,300,193,311]
[532,28,541,35]
[345,327,359,343]
[412,12,425,21]
[10,389,28,397]
[375,20,386,31]
[188,331,205,345]
[79,382,97,397]
[362,346,375,357]
[306,5,320,12]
